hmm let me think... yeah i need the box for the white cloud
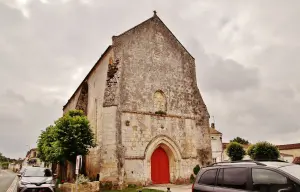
[0,0,300,158]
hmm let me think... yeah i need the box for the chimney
[211,123,215,129]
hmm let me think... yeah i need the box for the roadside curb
[6,176,18,192]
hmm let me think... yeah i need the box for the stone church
[63,12,212,186]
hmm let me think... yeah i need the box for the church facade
[63,12,212,186]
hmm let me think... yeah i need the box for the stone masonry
[63,12,212,187]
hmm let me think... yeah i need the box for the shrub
[230,137,249,145]
[226,142,246,161]
[247,144,255,157]
[76,174,90,184]
[128,184,137,188]
[193,165,201,175]
[100,181,113,190]
[248,142,279,160]
[1,162,9,169]
[190,174,195,183]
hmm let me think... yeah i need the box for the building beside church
[209,123,223,163]
[63,12,212,186]
[210,125,300,163]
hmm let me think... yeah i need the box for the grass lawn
[102,188,164,192]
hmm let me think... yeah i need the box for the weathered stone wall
[84,50,112,178]
[63,87,82,115]
[99,106,119,181]
[112,14,212,183]
[63,14,212,185]
[121,112,208,183]
[63,48,114,179]
[58,182,99,192]
[122,113,201,158]
[114,16,208,118]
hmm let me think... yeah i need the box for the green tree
[54,110,96,163]
[226,142,246,161]
[38,110,96,163]
[193,165,201,175]
[248,142,279,160]
[0,152,9,162]
[37,125,62,163]
[230,137,249,145]
[246,144,255,158]
[0,152,4,162]
[37,110,96,180]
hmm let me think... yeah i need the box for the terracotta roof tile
[293,157,300,164]
[276,143,300,150]
[209,128,222,135]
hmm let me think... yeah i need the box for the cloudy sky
[1,0,300,158]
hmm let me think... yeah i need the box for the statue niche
[153,90,167,113]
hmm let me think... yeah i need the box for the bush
[190,174,195,183]
[193,165,201,175]
[128,184,137,188]
[248,142,279,160]
[76,174,90,184]
[1,162,9,169]
[230,137,249,145]
[247,144,255,158]
[226,142,246,161]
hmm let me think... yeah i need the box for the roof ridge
[115,13,194,59]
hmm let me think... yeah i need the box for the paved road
[146,184,192,192]
[0,169,17,192]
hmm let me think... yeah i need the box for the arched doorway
[151,147,170,184]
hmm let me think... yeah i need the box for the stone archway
[144,135,182,184]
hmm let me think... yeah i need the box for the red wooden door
[151,147,170,184]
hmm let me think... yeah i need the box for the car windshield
[279,164,300,179]
[23,168,52,177]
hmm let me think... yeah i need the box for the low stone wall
[58,181,99,192]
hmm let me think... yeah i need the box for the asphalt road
[0,169,17,192]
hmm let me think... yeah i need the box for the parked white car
[17,166,56,192]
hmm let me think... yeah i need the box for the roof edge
[63,45,112,110]
[115,14,194,60]
[154,15,195,60]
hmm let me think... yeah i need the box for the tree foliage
[0,152,16,163]
[37,125,62,163]
[193,165,201,175]
[37,110,96,164]
[247,142,280,160]
[226,142,246,161]
[0,152,5,162]
[230,137,249,145]
[246,144,255,158]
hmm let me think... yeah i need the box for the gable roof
[63,12,194,109]
[115,12,194,59]
[277,143,300,150]
[63,46,112,109]
[210,128,222,135]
